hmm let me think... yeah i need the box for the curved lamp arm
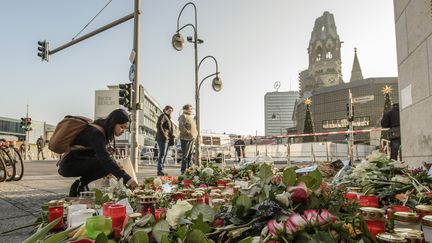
[198,55,219,71]
[176,2,197,33]
[198,72,220,92]
[177,23,196,35]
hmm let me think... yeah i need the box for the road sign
[129,64,135,82]
[353,95,374,103]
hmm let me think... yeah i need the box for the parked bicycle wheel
[0,149,15,181]
[7,147,24,181]
[0,156,6,182]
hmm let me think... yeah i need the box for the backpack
[48,116,105,154]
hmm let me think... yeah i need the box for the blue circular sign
[129,64,135,82]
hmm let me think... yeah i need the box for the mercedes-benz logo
[274,81,281,91]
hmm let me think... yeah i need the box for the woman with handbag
[155,105,175,176]
[58,109,139,197]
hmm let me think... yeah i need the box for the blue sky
[0,0,397,135]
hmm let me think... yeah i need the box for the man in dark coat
[155,105,174,176]
[381,103,401,160]
[234,136,246,162]
[36,136,46,160]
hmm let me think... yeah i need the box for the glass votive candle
[79,191,95,209]
[415,205,432,221]
[359,195,379,208]
[48,200,64,231]
[183,179,191,188]
[393,228,423,243]
[387,205,412,220]
[85,216,112,240]
[103,201,115,217]
[376,233,407,243]
[422,215,432,242]
[67,204,87,228]
[394,212,420,231]
[109,204,126,238]
[69,209,95,228]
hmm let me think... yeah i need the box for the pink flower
[319,209,337,224]
[288,182,308,203]
[284,219,298,234]
[320,182,328,191]
[267,219,284,236]
[273,174,282,185]
[304,209,325,225]
[288,213,308,230]
[199,184,208,188]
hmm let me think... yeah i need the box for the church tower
[299,11,343,97]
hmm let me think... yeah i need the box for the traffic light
[119,83,132,111]
[20,118,26,129]
[37,40,49,62]
[26,117,32,127]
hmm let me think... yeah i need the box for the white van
[200,133,231,163]
[172,133,232,163]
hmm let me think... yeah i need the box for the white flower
[202,167,214,177]
[193,176,200,184]
[275,192,291,207]
[166,200,193,227]
[153,177,163,187]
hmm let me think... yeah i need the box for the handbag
[389,126,401,139]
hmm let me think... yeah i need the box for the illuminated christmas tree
[303,98,316,142]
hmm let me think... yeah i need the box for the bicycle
[0,155,7,182]
[0,140,25,181]
[0,142,15,181]
[4,141,24,181]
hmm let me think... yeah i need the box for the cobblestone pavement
[0,160,182,242]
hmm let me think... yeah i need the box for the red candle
[359,195,379,207]
[183,179,191,188]
[103,202,115,217]
[48,206,64,231]
[109,204,126,238]
[387,205,411,220]
[154,208,167,221]
[364,220,385,239]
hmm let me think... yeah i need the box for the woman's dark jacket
[63,125,131,183]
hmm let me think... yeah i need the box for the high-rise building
[264,91,299,136]
[394,1,432,166]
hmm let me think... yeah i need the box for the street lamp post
[172,2,222,166]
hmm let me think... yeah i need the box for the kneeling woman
[58,109,138,197]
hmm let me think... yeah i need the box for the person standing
[178,104,197,174]
[234,136,246,162]
[36,136,46,160]
[381,103,401,160]
[155,105,174,176]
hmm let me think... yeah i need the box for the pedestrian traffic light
[346,103,350,117]
[37,40,49,62]
[27,117,32,127]
[119,83,132,111]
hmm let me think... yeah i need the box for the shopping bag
[116,157,138,182]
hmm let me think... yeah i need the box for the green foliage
[95,233,109,243]
[259,163,273,185]
[130,230,149,243]
[190,204,215,223]
[191,214,211,234]
[152,220,170,243]
[283,167,296,186]
[297,170,322,190]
